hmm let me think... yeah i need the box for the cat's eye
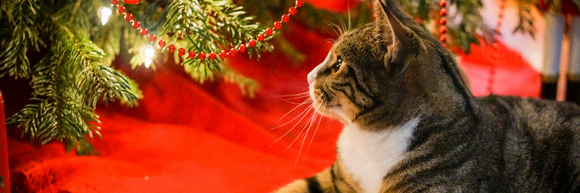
[332,56,343,72]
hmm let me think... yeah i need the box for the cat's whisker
[291,96,324,165]
[280,99,312,105]
[300,107,322,158]
[284,95,322,150]
[325,38,336,46]
[270,102,312,132]
[333,12,346,36]
[275,91,310,98]
[347,0,351,31]
[278,98,313,121]
[325,20,342,38]
[278,93,311,104]
[282,106,318,151]
[270,104,317,148]
[305,101,326,155]
[278,94,311,102]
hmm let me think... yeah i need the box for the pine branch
[0,0,45,79]
[6,0,138,144]
[144,0,274,94]
[8,50,98,144]
[514,0,537,38]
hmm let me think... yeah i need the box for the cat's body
[276,0,580,192]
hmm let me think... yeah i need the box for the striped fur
[276,0,580,192]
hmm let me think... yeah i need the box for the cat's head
[308,0,471,130]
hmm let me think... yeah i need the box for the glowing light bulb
[144,45,155,58]
[143,45,155,68]
[144,58,152,68]
[99,7,112,25]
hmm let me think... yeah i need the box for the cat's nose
[307,64,322,84]
[307,69,317,84]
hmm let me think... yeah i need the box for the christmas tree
[2,0,572,147]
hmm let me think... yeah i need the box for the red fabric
[2,2,540,192]
[458,40,541,98]
[0,91,10,193]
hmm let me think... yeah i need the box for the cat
[275,0,580,192]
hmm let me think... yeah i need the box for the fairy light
[144,58,152,68]
[143,45,155,68]
[144,45,155,58]
[99,7,112,25]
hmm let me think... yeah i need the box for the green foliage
[0,0,44,79]
[514,0,538,38]
[399,0,488,53]
[241,0,374,61]
[159,0,271,95]
[1,0,138,145]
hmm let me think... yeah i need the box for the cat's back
[477,95,580,192]
[478,95,580,132]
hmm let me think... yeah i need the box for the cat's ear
[375,1,419,73]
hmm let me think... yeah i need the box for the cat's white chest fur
[337,118,419,193]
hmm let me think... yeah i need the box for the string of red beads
[439,0,448,46]
[488,0,506,94]
[108,0,304,61]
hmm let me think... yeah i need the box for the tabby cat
[275,0,580,192]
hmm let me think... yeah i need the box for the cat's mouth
[309,86,352,124]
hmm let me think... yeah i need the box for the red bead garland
[439,9,447,17]
[199,52,206,60]
[439,0,448,45]
[281,14,290,23]
[117,6,125,14]
[488,0,506,94]
[257,34,265,41]
[158,40,166,48]
[274,21,282,30]
[289,7,297,15]
[140,28,148,36]
[124,13,133,21]
[296,0,304,7]
[265,28,273,36]
[439,26,448,34]
[188,51,195,59]
[439,18,447,25]
[439,35,447,42]
[132,21,140,29]
[220,50,227,59]
[239,44,247,53]
[110,0,301,62]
